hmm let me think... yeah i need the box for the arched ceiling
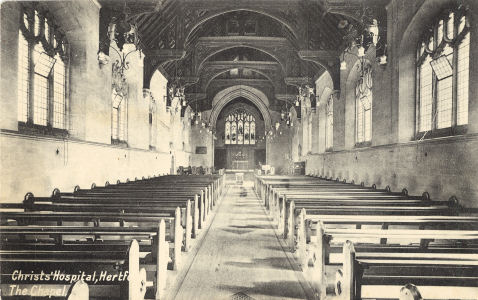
[99,0,388,112]
[186,10,295,47]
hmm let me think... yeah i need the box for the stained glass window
[225,120,231,144]
[224,109,256,145]
[231,121,237,144]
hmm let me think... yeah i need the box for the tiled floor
[172,185,311,300]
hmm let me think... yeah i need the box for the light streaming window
[17,7,68,131]
[419,55,433,131]
[355,66,372,144]
[111,90,128,142]
[149,95,157,149]
[416,8,470,136]
[17,30,30,123]
[457,32,470,125]
[225,110,255,145]
[325,95,333,150]
[53,55,66,129]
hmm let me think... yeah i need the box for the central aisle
[172,185,310,300]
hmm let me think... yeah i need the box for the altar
[232,160,249,170]
[225,147,255,170]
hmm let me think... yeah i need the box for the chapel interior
[1,0,478,299]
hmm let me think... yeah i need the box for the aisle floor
[171,185,310,300]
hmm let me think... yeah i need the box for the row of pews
[177,166,218,175]
[0,174,225,300]
[254,174,478,300]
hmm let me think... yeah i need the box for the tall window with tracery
[225,110,256,145]
[111,56,129,144]
[149,94,157,150]
[17,7,68,132]
[355,66,372,144]
[416,8,470,137]
[325,95,334,150]
[111,89,128,142]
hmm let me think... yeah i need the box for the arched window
[355,66,372,144]
[111,58,128,143]
[148,92,157,150]
[325,95,333,150]
[111,89,127,143]
[225,109,256,145]
[17,6,68,133]
[416,8,470,137]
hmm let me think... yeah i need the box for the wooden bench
[273,190,424,231]
[284,197,457,247]
[29,191,197,245]
[303,224,478,298]
[0,174,225,299]
[108,176,222,208]
[337,239,478,300]
[19,193,187,262]
[69,189,205,230]
[0,224,169,300]
[256,175,478,300]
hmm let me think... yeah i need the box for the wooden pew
[131,174,224,199]
[16,196,184,271]
[337,240,478,300]
[27,191,196,251]
[99,177,220,215]
[274,190,424,232]
[306,224,478,299]
[68,188,203,232]
[0,235,149,300]
[1,222,170,299]
[284,197,457,248]
[257,175,478,300]
[0,173,225,299]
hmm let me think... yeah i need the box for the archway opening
[214,97,266,170]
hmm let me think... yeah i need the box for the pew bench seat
[0,239,146,300]
[336,241,478,300]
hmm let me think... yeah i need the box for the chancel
[1,0,478,299]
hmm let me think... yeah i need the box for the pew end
[422,191,430,201]
[67,280,89,300]
[52,188,61,198]
[400,284,422,300]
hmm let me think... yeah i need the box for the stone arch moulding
[209,85,272,131]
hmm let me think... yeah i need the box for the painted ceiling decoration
[98,0,388,112]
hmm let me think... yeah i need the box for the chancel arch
[210,85,271,130]
[210,85,271,170]
[213,98,265,170]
